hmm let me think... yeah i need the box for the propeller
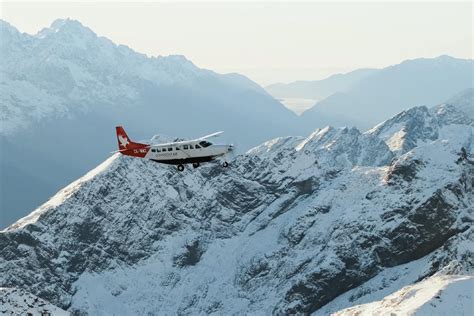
[226,141,239,162]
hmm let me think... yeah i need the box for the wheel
[192,162,200,168]
[177,164,185,171]
[222,161,229,168]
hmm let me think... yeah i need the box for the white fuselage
[145,140,232,164]
[115,126,231,168]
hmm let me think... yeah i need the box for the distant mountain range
[1,98,472,314]
[267,55,473,131]
[0,18,472,229]
[266,68,378,100]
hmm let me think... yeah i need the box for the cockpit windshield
[199,141,212,148]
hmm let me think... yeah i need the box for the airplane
[114,126,234,171]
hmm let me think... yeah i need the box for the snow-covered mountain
[0,287,69,315]
[300,55,474,130]
[368,104,473,156]
[2,19,472,230]
[333,275,473,315]
[1,103,472,314]
[1,18,281,137]
[0,18,298,228]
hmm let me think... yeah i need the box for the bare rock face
[0,105,473,315]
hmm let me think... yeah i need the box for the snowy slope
[333,275,473,315]
[0,287,69,315]
[0,105,473,314]
[317,226,474,315]
[368,104,472,155]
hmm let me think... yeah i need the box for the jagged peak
[247,135,304,155]
[248,125,366,155]
[35,18,97,39]
[392,105,430,118]
[155,54,199,70]
[295,126,336,151]
[368,106,431,134]
[290,126,391,167]
[367,106,440,155]
[159,54,191,63]
[51,18,82,28]
[246,126,347,156]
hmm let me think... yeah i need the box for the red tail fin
[115,126,149,157]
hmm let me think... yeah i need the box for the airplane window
[189,144,194,149]
[162,148,166,152]
[156,148,161,152]
[151,149,156,152]
[183,145,188,149]
[168,148,173,151]
[195,144,201,149]
[199,141,212,148]
[176,147,180,150]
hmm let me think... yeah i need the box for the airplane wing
[195,131,224,140]
[147,131,224,147]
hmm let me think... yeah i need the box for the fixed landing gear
[176,162,227,171]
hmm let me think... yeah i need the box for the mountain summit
[36,18,96,39]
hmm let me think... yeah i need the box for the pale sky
[1,1,472,85]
